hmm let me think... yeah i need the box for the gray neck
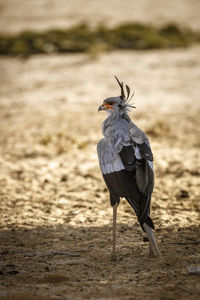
[102,110,130,135]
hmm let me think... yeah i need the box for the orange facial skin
[102,102,114,110]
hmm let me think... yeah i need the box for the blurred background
[0,1,200,299]
[0,0,200,107]
[1,0,200,32]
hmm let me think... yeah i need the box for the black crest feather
[114,76,135,105]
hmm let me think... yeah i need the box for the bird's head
[98,76,135,114]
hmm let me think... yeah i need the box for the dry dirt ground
[0,1,200,299]
[0,48,200,299]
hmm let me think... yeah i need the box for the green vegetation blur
[0,23,199,56]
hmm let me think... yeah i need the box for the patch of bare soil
[0,48,199,299]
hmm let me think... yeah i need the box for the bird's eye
[108,102,114,106]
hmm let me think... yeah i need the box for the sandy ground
[0,0,200,299]
[0,0,200,33]
[0,47,200,299]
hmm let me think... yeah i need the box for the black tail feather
[140,216,155,232]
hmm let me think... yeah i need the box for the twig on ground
[47,251,80,257]
[169,241,200,245]
[19,250,86,257]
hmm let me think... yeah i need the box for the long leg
[111,203,118,261]
[143,223,161,257]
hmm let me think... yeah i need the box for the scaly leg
[143,223,161,257]
[111,203,118,261]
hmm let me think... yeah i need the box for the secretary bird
[97,77,160,261]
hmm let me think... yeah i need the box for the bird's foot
[148,247,154,257]
[111,253,117,261]
[148,246,161,258]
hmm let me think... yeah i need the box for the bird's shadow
[0,222,199,267]
[0,222,199,298]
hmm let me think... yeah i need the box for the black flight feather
[103,145,155,231]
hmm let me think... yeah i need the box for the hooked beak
[98,103,112,112]
[98,104,104,112]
